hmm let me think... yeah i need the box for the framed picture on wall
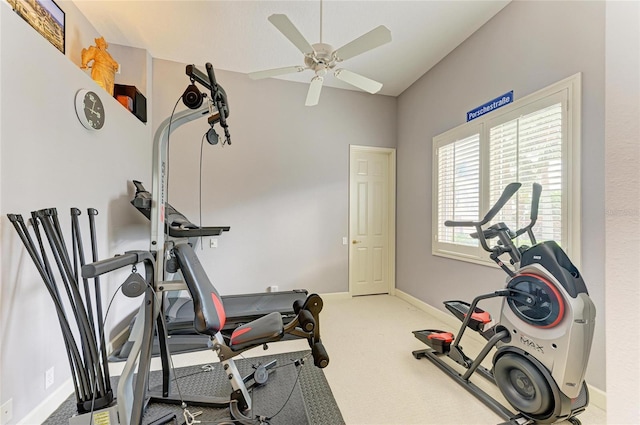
[6,0,65,54]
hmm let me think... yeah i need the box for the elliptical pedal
[444,300,491,332]
[412,329,454,354]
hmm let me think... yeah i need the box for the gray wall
[151,58,397,296]
[396,0,606,391]
[0,3,151,422]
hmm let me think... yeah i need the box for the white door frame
[348,145,396,296]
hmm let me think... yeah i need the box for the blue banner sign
[467,91,514,122]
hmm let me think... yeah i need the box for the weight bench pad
[173,243,226,336]
[230,312,284,351]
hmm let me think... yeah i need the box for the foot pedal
[444,301,491,332]
[413,329,454,354]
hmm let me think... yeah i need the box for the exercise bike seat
[230,312,284,351]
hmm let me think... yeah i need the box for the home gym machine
[81,240,328,425]
[82,63,329,425]
[412,182,595,425]
[111,179,308,360]
[111,61,311,360]
[9,63,329,425]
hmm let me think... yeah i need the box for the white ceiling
[72,1,510,97]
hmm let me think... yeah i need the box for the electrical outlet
[210,238,218,249]
[45,367,54,389]
[268,285,278,292]
[342,237,348,245]
[1,398,13,424]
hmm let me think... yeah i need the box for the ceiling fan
[248,3,392,106]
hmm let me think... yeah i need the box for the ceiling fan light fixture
[316,65,328,77]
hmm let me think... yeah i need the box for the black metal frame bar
[413,348,517,422]
[8,214,89,402]
[36,208,108,400]
[186,63,231,143]
[87,208,111,393]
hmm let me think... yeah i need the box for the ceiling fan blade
[305,76,324,106]
[333,25,392,61]
[334,69,383,94]
[248,66,305,80]
[268,14,315,56]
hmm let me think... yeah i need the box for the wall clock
[75,89,105,130]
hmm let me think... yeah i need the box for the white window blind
[437,134,480,247]
[432,74,581,266]
[489,103,564,247]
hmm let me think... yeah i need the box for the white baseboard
[17,378,74,425]
[587,384,606,411]
[395,289,487,346]
[394,289,606,411]
[318,291,351,300]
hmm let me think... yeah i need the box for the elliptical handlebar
[530,182,542,222]
[442,182,543,276]
[444,182,521,228]
[444,182,521,253]
[514,182,541,245]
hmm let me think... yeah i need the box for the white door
[349,146,396,296]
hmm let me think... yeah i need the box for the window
[432,74,581,266]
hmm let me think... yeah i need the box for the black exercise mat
[44,350,344,425]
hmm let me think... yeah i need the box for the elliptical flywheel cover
[507,273,565,328]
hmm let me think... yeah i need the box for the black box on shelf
[114,84,147,123]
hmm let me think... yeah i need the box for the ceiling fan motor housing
[306,43,336,73]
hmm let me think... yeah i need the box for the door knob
[352,240,362,244]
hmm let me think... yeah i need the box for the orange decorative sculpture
[81,37,119,95]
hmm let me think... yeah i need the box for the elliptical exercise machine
[412,182,595,425]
